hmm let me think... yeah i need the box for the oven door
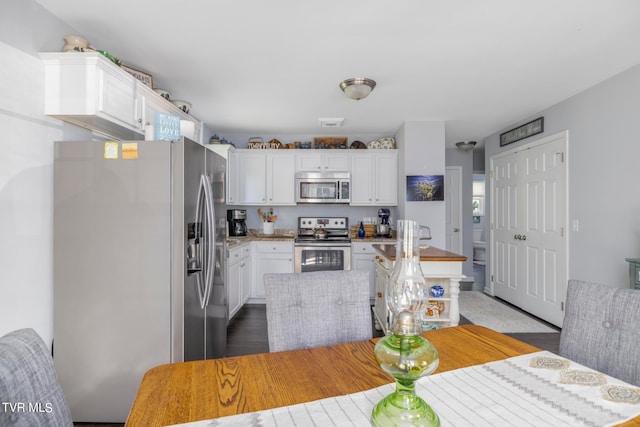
[294,242,352,273]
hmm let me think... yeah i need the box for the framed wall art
[406,175,444,201]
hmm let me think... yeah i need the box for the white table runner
[169,351,640,427]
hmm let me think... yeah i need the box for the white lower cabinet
[252,241,294,301]
[227,243,251,319]
[351,242,377,302]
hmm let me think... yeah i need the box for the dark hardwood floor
[227,298,561,357]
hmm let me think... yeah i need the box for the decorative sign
[121,64,153,88]
[500,117,544,147]
[406,175,444,201]
[154,113,181,141]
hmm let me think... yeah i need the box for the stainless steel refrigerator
[53,137,228,422]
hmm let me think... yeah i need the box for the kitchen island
[371,244,466,333]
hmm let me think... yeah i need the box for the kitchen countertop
[227,230,396,248]
[372,243,467,262]
[226,229,296,248]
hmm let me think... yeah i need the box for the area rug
[458,291,558,333]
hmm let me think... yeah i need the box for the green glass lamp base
[371,390,440,427]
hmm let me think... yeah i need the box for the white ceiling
[36,0,640,147]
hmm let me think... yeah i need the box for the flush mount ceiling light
[455,140,477,152]
[339,78,376,100]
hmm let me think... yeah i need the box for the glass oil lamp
[371,219,440,427]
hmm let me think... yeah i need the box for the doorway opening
[472,173,486,289]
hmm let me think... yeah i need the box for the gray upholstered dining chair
[0,328,73,426]
[559,279,640,386]
[264,269,373,352]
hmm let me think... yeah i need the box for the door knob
[453,228,459,232]
[522,235,527,241]
[514,234,521,240]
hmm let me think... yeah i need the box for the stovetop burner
[295,216,351,243]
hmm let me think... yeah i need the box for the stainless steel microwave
[295,172,350,204]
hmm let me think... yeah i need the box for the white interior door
[492,154,521,304]
[445,167,462,255]
[490,132,567,327]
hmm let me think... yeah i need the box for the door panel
[492,155,520,304]
[519,139,566,325]
[445,167,462,255]
[490,133,567,327]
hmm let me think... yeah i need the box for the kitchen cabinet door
[228,244,252,318]
[252,242,293,301]
[266,152,296,205]
[350,154,375,205]
[236,152,268,204]
[350,151,398,206]
[227,150,240,205]
[228,258,242,319]
[97,67,140,131]
[351,242,376,301]
[373,151,398,205]
[296,151,349,172]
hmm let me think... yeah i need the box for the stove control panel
[298,217,349,230]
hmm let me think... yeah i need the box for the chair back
[0,328,73,426]
[559,280,640,386]
[264,270,373,352]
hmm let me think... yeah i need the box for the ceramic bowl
[154,88,171,101]
[171,100,191,114]
[378,137,396,149]
[63,35,90,49]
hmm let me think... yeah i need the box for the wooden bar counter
[371,243,467,262]
[371,244,467,332]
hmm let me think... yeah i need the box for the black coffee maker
[227,209,247,236]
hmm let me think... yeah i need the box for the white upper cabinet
[40,52,202,142]
[227,150,295,206]
[267,152,296,205]
[295,151,349,172]
[350,151,398,206]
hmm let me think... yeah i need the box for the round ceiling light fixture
[339,77,376,100]
[455,140,477,152]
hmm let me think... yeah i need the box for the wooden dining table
[125,325,640,426]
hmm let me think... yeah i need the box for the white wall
[484,63,640,289]
[0,0,100,346]
[395,121,446,248]
[445,147,474,278]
